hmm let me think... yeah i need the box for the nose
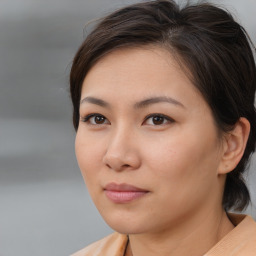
[102,128,141,172]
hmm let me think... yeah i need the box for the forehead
[82,47,189,87]
[80,46,203,109]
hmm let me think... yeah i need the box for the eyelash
[143,113,174,125]
[81,113,109,125]
[80,113,174,126]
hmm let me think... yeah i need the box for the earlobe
[218,117,250,175]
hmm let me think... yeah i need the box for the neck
[126,209,234,256]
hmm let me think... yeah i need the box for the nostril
[106,163,130,169]
[103,150,141,171]
[105,162,131,171]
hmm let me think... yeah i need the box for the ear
[218,117,250,175]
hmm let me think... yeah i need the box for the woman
[70,0,256,255]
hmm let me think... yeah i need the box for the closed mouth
[104,182,149,203]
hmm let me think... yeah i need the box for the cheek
[142,137,220,218]
[75,130,103,182]
[143,129,219,190]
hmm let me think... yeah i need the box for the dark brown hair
[70,0,256,211]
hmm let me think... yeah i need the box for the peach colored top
[71,213,256,256]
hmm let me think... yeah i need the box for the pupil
[153,116,163,125]
[95,116,105,124]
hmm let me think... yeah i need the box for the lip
[104,183,149,203]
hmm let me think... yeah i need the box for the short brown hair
[70,0,256,211]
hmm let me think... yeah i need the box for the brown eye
[143,114,173,126]
[152,116,164,125]
[81,114,109,125]
[94,115,106,124]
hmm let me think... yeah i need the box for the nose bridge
[108,122,134,157]
[103,122,140,171]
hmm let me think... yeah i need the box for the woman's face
[75,47,226,235]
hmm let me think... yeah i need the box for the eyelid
[80,113,174,126]
[80,113,110,125]
[143,113,174,125]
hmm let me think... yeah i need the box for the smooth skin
[75,47,250,256]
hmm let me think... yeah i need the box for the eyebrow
[80,96,185,109]
[80,96,110,108]
[134,96,185,109]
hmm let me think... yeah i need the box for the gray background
[0,0,255,255]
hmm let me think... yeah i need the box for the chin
[107,222,144,235]
[101,212,147,235]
